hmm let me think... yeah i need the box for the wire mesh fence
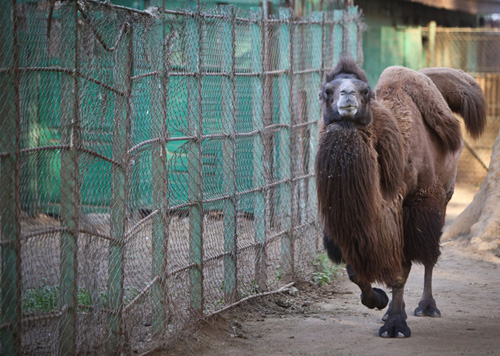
[430,27,500,187]
[0,1,362,354]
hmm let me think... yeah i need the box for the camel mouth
[338,105,358,117]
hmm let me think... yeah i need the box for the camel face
[337,80,360,117]
[319,75,373,128]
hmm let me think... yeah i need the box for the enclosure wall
[0,2,362,354]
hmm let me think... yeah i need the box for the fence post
[427,21,436,67]
[333,10,344,66]
[107,24,133,355]
[59,2,80,354]
[186,11,204,316]
[0,0,22,354]
[150,11,171,335]
[308,11,323,250]
[278,8,294,278]
[262,5,276,231]
[221,6,238,303]
[343,6,358,62]
[250,8,267,291]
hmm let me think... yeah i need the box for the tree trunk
[442,130,500,255]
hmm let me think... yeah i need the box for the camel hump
[419,67,487,140]
[376,66,463,152]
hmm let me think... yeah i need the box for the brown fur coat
[316,62,485,285]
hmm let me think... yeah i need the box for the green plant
[311,253,342,286]
[22,283,59,313]
[19,281,109,314]
[275,264,283,282]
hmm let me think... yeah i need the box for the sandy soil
[159,185,500,356]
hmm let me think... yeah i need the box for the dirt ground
[159,185,500,356]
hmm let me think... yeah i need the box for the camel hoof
[414,300,441,318]
[361,288,389,310]
[379,314,411,338]
[414,305,441,318]
[380,331,406,338]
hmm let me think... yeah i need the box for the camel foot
[382,300,407,322]
[382,308,407,322]
[361,288,389,310]
[414,300,441,317]
[379,313,411,338]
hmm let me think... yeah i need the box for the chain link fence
[0,1,362,354]
[430,27,500,187]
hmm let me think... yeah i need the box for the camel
[315,57,486,338]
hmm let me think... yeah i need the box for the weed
[311,253,342,286]
[276,264,283,282]
[13,280,143,315]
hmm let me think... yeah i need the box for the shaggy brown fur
[316,102,405,284]
[419,67,486,139]
[376,66,463,152]
[316,58,486,286]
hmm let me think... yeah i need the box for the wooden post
[278,8,294,277]
[59,2,80,355]
[262,1,276,230]
[308,11,323,249]
[151,4,172,335]
[427,21,436,67]
[251,8,267,291]
[0,0,22,354]
[107,24,132,355]
[221,6,238,303]
[343,6,358,63]
[186,11,204,316]
[333,10,343,66]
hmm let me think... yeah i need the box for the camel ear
[360,87,374,100]
[318,89,325,103]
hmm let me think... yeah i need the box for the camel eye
[325,88,333,97]
[360,88,369,97]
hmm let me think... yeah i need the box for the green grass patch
[311,253,343,286]
[2,281,141,316]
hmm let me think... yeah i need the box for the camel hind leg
[414,263,441,317]
[403,191,445,318]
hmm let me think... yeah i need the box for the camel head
[318,57,374,128]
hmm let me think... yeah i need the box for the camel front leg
[414,263,441,317]
[379,262,412,338]
[323,233,389,311]
[346,265,389,310]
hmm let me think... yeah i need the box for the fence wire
[431,27,500,187]
[0,1,362,354]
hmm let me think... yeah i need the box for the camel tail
[420,67,487,139]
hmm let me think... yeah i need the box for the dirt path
[162,186,500,356]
